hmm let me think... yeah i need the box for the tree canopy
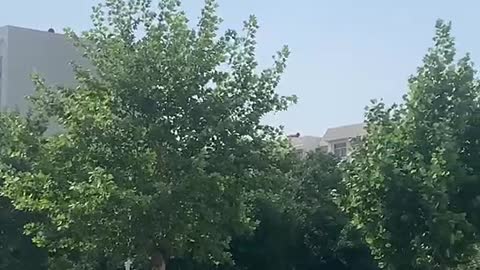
[1,0,295,268]
[1,1,480,269]
[0,113,47,270]
[342,20,480,269]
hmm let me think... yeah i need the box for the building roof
[289,135,327,152]
[323,123,366,142]
[0,25,62,35]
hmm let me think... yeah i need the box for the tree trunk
[150,250,166,270]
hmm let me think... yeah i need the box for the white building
[323,123,366,157]
[289,123,366,158]
[0,25,85,112]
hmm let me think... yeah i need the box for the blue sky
[1,1,479,135]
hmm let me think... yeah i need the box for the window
[334,142,347,158]
[295,148,305,157]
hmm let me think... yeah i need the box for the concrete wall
[0,27,8,108]
[0,26,86,112]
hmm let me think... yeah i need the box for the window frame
[333,142,347,157]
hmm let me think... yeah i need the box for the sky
[1,0,480,136]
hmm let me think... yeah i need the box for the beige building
[0,25,85,112]
[289,123,366,158]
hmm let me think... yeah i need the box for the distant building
[289,123,366,158]
[288,135,327,154]
[323,123,366,157]
[0,25,86,112]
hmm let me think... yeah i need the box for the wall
[2,26,86,112]
[0,27,7,108]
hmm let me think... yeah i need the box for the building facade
[0,25,85,112]
[289,123,366,158]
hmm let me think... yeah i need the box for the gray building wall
[0,27,7,107]
[0,25,86,112]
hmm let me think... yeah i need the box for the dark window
[334,142,347,157]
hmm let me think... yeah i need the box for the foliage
[294,150,346,257]
[292,150,377,270]
[0,197,48,270]
[1,0,296,268]
[0,113,47,270]
[172,150,377,270]
[223,150,377,270]
[341,20,480,269]
[4,1,479,270]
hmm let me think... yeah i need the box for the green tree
[341,20,480,269]
[0,113,48,270]
[0,197,47,270]
[1,0,295,269]
[292,150,377,270]
[171,150,377,270]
